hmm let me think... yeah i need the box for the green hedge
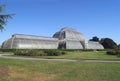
[0,49,17,52]
[106,50,120,57]
[14,49,66,56]
[106,51,116,55]
[44,49,66,56]
[0,48,106,52]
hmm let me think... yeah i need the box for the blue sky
[0,0,120,44]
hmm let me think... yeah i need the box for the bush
[14,50,30,56]
[106,50,120,57]
[44,49,66,56]
[116,51,120,57]
[106,51,116,55]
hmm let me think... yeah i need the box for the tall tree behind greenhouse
[100,38,117,49]
[0,4,14,31]
[89,36,99,42]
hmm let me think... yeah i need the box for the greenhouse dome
[53,27,87,49]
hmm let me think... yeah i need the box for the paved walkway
[0,54,120,63]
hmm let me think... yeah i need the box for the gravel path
[0,54,120,63]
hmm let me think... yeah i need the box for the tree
[0,4,13,31]
[118,44,120,48]
[100,38,117,49]
[89,36,99,42]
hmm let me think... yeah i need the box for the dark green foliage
[106,50,120,57]
[100,38,117,49]
[0,4,14,31]
[116,51,120,57]
[44,49,66,56]
[106,50,116,55]
[114,45,120,57]
[14,49,66,56]
[0,48,104,53]
[14,49,46,56]
[89,36,99,42]
[0,48,17,52]
[106,45,120,57]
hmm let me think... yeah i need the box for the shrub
[44,49,66,56]
[116,51,120,57]
[106,50,120,57]
[106,51,116,55]
[30,50,46,56]
[14,49,30,56]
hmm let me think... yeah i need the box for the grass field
[0,58,120,81]
[35,51,120,60]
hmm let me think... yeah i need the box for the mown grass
[36,51,120,60]
[0,58,120,81]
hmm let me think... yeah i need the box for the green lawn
[0,58,120,81]
[37,51,120,60]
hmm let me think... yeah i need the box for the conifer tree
[0,4,13,31]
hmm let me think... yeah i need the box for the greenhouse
[87,41,104,49]
[2,34,58,49]
[2,27,104,49]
